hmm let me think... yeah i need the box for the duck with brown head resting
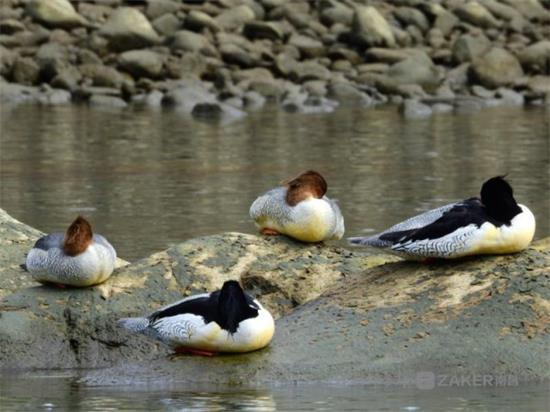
[249,170,345,242]
[25,216,117,287]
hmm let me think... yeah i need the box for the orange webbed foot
[174,347,217,357]
[261,228,280,236]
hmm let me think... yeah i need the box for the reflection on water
[0,375,548,411]
[1,104,549,260]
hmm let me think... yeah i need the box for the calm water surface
[1,104,548,260]
[0,375,548,411]
[0,104,549,410]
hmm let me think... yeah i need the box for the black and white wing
[378,199,490,257]
[348,202,461,247]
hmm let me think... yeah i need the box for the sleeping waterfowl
[25,216,116,287]
[348,176,535,260]
[249,170,345,242]
[118,280,275,356]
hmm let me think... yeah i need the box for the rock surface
[471,47,524,88]
[26,0,87,29]
[0,209,548,386]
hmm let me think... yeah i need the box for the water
[0,104,549,409]
[0,375,548,411]
[0,104,548,260]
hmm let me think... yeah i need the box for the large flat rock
[0,209,548,386]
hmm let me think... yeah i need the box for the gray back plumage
[249,187,293,225]
[34,233,64,251]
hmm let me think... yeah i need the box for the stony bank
[1,0,549,118]
[0,208,548,386]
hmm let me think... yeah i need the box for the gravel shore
[1,0,549,119]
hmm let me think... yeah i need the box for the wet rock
[526,75,550,94]
[37,87,71,105]
[288,34,325,59]
[50,66,82,90]
[0,82,39,104]
[283,94,338,114]
[152,13,181,37]
[233,67,274,83]
[396,84,427,98]
[471,47,524,89]
[0,45,15,76]
[454,1,501,28]
[145,0,180,20]
[445,62,471,91]
[365,48,427,64]
[502,0,550,21]
[77,48,102,65]
[164,53,208,79]
[191,101,247,121]
[471,84,495,98]
[426,28,445,49]
[327,46,361,64]
[35,42,69,82]
[131,89,164,108]
[191,101,222,117]
[394,7,429,33]
[387,54,440,91]
[320,3,353,26]
[79,64,128,89]
[0,19,25,35]
[220,43,255,68]
[11,57,40,85]
[291,60,331,83]
[299,81,325,99]
[162,80,217,113]
[351,6,395,48]
[119,50,163,78]
[242,21,284,41]
[247,78,284,100]
[2,28,50,48]
[480,0,524,24]
[431,102,454,113]
[77,3,111,23]
[89,94,127,108]
[495,87,525,105]
[0,5,23,21]
[99,7,160,52]
[26,0,87,29]
[452,33,491,63]
[519,41,550,75]
[400,98,433,118]
[7,210,547,385]
[185,10,220,33]
[215,5,256,31]
[239,91,263,110]
[170,30,217,57]
[433,9,459,37]
[74,86,122,100]
[328,81,373,106]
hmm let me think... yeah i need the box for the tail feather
[118,317,150,333]
[347,235,391,248]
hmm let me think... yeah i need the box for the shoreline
[1,0,549,119]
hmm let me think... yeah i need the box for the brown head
[282,170,328,206]
[63,216,93,257]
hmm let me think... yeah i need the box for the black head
[480,176,522,223]
[217,280,258,334]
